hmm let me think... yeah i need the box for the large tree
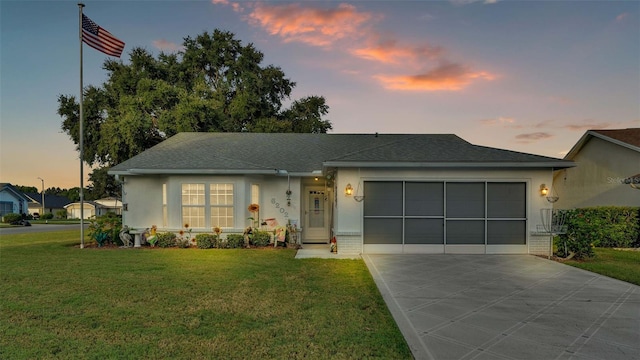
[57,30,332,195]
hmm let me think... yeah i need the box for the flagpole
[78,3,85,249]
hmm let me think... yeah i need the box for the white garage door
[363,181,527,254]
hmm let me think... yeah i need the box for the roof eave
[323,161,576,169]
[109,169,326,177]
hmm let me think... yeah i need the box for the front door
[304,186,329,243]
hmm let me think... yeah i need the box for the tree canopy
[58,30,332,170]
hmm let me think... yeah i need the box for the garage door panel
[364,218,402,244]
[446,183,485,218]
[487,220,526,245]
[446,220,485,244]
[405,218,444,244]
[488,183,526,218]
[405,182,444,216]
[364,182,403,216]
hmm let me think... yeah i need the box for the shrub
[87,213,122,246]
[251,230,271,247]
[2,213,22,224]
[41,213,54,220]
[55,210,67,219]
[196,234,215,249]
[225,234,245,249]
[176,237,191,248]
[156,232,177,248]
[558,206,640,259]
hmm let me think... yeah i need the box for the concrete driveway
[363,254,640,360]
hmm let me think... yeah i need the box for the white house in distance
[64,197,123,219]
[109,133,575,256]
[553,128,640,209]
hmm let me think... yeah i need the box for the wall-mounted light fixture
[345,183,353,196]
[540,184,549,197]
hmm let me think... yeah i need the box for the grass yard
[562,248,640,286]
[0,231,411,359]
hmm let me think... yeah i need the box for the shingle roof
[24,193,72,208]
[591,128,640,148]
[109,133,574,175]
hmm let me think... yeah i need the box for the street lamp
[37,177,44,217]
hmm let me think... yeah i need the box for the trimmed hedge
[196,234,216,249]
[156,232,177,248]
[557,206,639,259]
[251,231,271,247]
[2,213,22,224]
[225,234,245,249]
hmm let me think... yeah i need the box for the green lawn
[0,231,411,359]
[562,248,640,286]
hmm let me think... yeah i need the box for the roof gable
[0,183,31,202]
[565,128,640,159]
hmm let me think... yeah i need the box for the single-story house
[64,197,123,219]
[0,183,31,218]
[24,193,72,217]
[552,128,640,209]
[109,133,575,255]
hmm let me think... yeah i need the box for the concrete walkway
[362,254,640,360]
[294,243,361,259]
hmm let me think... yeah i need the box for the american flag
[82,14,125,58]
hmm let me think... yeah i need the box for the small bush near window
[41,213,54,220]
[156,232,177,248]
[2,213,22,224]
[251,231,271,247]
[196,234,216,249]
[225,234,244,249]
[55,210,67,219]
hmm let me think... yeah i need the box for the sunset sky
[1,0,638,190]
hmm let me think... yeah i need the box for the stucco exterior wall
[553,137,640,209]
[121,174,302,236]
[333,167,556,255]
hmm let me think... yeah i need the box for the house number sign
[270,198,289,218]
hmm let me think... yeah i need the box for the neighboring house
[0,183,30,218]
[24,193,72,217]
[553,128,640,209]
[64,197,122,219]
[109,133,574,255]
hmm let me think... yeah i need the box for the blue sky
[1,0,638,189]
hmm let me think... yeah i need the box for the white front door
[304,186,329,243]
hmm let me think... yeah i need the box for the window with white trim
[162,183,168,227]
[210,183,234,228]
[182,184,205,228]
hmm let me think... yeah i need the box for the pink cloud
[211,0,243,12]
[375,62,495,91]
[152,39,183,52]
[247,3,376,47]
[480,117,516,126]
[352,39,443,64]
[563,122,612,131]
[515,132,553,143]
[616,12,629,23]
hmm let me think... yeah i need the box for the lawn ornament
[119,225,132,247]
[144,225,158,247]
[330,236,337,253]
